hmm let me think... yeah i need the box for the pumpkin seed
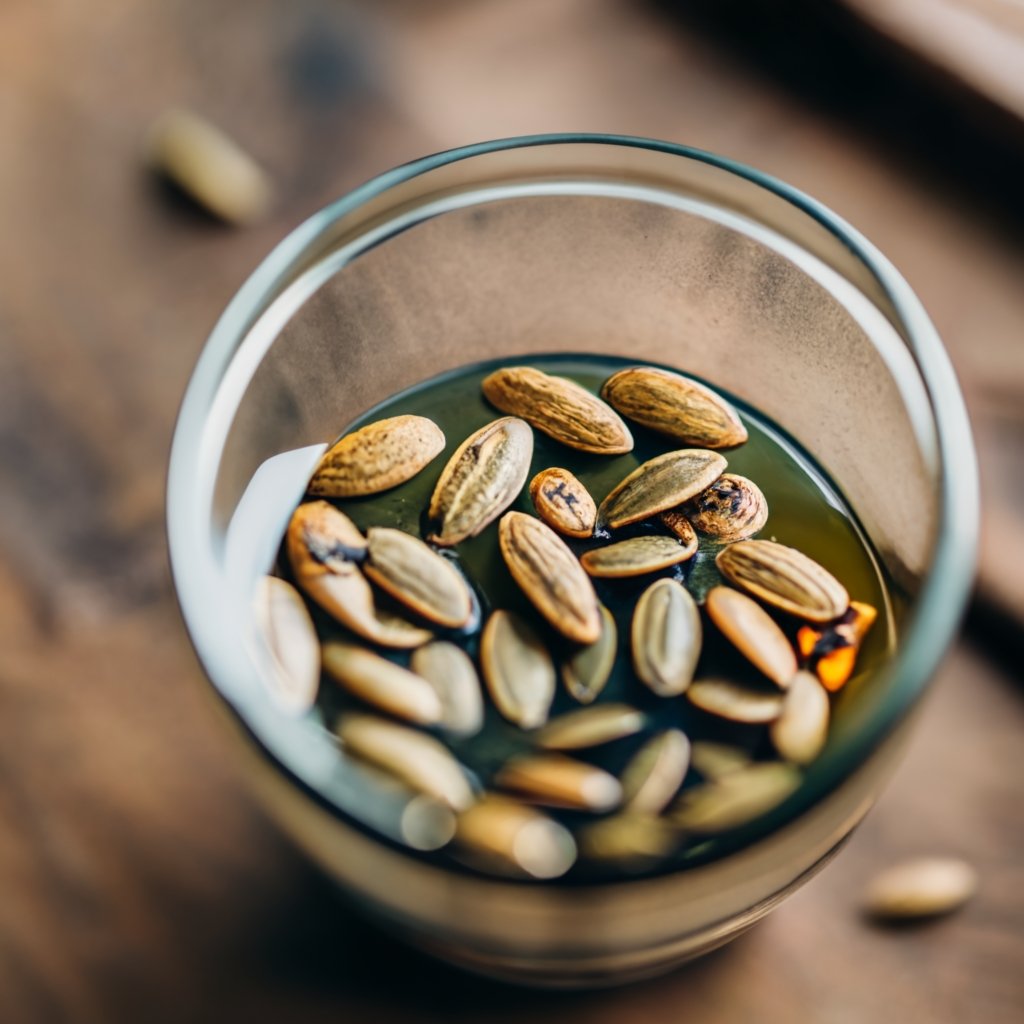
[482,365,633,454]
[670,763,801,833]
[716,540,849,622]
[597,449,727,529]
[687,678,785,723]
[684,473,768,541]
[577,814,680,868]
[534,704,645,751]
[601,366,748,448]
[863,857,977,921]
[705,586,797,687]
[561,604,617,704]
[689,741,752,780]
[632,578,702,697]
[455,796,576,879]
[287,500,367,564]
[770,670,830,765]
[308,415,445,498]
[494,753,622,812]
[337,713,475,811]
[498,511,601,644]
[323,643,442,725]
[658,511,699,556]
[427,417,534,546]
[480,610,555,729]
[621,729,691,814]
[581,535,694,578]
[410,641,484,738]
[529,467,597,538]
[363,527,473,629]
[253,576,320,715]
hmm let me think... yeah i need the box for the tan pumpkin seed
[658,511,699,557]
[286,502,431,648]
[689,741,752,780]
[770,670,830,765]
[577,814,680,868]
[455,796,576,879]
[670,763,801,833]
[687,678,785,723]
[308,415,445,498]
[529,467,597,538]
[254,576,320,715]
[499,512,601,644]
[482,366,633,454]
[601,366,747,448]
[427,417,533,546]
[337,713,474,811]
[716,540,849,622]
[863,858,977,921]
[323,643,442,725]
[400,795,458,851]
[480,611,555,729]
[410,641,484,738]
[597,450,727,529]
[535,704,645,751]
[363,527,473,629]
[621,729,691,814]
[684,473,768,541]
[632,578,702,697]
[561,605,617,704]
[494,753,622,812]
[705,586,797,687]
[581,535,694,578]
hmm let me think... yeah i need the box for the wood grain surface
[0,2,1021,1021]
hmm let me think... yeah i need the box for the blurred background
[0,1,1021,1021]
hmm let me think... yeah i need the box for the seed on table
[428,417,534,546]
[716,539,849,622]
[683,473,768,542]
[529,467,597,538]
[687,678,785,723]
[863,857,977,921]
[770,670,830,765]
[561,604,617,705]
[580,535,694,578]
[323,643,442,725]
[632,578,702,697]
[480,610,556,729]
[621,729,691,814]
[482,365,633,454]
[689,741,752,780]
[494,753,622,812]
[597,449,727,529]
[670,763,801,833]
[659,511,699,557]
[705,585,797,687]
[253,576,320,715]
[577,814,681,868]
[499,511,601,644]
[410,641,484,738]
[534,704,646,751]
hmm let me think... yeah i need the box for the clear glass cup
[167,135,978,987]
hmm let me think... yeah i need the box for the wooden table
[1,2,1021,1021]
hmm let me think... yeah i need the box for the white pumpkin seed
[577,814,681,868]
[410,641,484,738]
[253,576,320,715]
[689,741,752,780]
[632,578,702,697]
[770,670,830,764]
[863,857,977,921]
[671,763,801,833]
[705,585,797,687]
[561,604,617,704]
[480,610,555,729]
[687,678,785,723]
[621,729,691,814]
[581,535,694,578]
[535,704,645,751]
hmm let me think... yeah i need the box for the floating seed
[561,605,617,704]
[494,753,622,812]
[716,540,849,622]
[659,511,699,557]
[687,678,785,723]
[482,365,633,454]
[689,741,752,780]
[529,467,597,538]
[684,473,768,542]
[705,586,797,687]
[598,449,727,529]
[308,415,445,498]
[363,527,473,629]
[428,417,534,546]
[581,535,694,578]
[253,576,320,714]
[601,366,748,448]
[771,670,830,765]
[797,601,878,692]
[863,857,977,921]
[535,704,645,751]
[670,763,801,833]
[411,641,484,738]
[621,729,691,814]
[577,814,680,869]
[499,511,601,644]
[337,713,474,811]
[632,578,702,697]
[480,610,556,729]
[323,643,442,725]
